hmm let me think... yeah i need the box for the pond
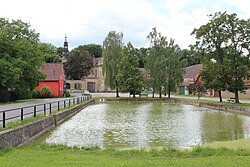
[46,102,250,149]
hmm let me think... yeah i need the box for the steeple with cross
[61,34,69,63]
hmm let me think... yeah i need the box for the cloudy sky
[0,0,249,50]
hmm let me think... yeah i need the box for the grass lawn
[1,144,250,167]
[202,138,250,150]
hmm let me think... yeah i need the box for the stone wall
[0,100,94,149]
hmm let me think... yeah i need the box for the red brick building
[36,63,65,97]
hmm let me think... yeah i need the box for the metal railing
[0,95,92,128]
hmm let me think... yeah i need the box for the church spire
[62,34,69,63]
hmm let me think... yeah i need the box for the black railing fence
[0,95,92,128]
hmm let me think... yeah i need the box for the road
[0,96,87,127]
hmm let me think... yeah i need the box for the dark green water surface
[46,103,250,148]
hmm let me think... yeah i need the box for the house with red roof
[36,63,65,97]
[179,64,204,95]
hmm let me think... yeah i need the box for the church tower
[61,34,69,63]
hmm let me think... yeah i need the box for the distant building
[61,37,106,92]
[65,57,106,92]
[179,64,203,95]
[61,35,69,63]
[36,63,65,97]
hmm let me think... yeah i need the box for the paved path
[0,96,86,127]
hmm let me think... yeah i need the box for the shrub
[0,89,11,102]
[32,90,41,98]
[40,86,52,98]
[63,90,71,97]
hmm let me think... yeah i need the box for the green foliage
[40,86,52,98]
[64,47,93,80]
[63,90,71,97]
[38,43,61,63]
[135,47,149,68]
[192,12,250,103]
[117,42,144,97]
[0,18,45,102]
[102,31,123,97]
[32,90,41,98]
[180,48,203,66]
[0,89,11,102]
[146,27,187,98]
[77,44,102,58]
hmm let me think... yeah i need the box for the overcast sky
[1,0,249,50]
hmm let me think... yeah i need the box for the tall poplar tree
[102,31,123,97]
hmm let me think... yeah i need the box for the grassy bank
[1,144,250,167]
[202,138,250,150]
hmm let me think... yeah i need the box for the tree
[146,27,186,98]
[145,28,166,98]
[192,12,250,103]
[38,43,61,63]
[0,18,45,101]
[180,48,203,66]
[135,47,148,68]
[77,44,102,58]
[117,42,144,97]
[64,47,93,80]
[102,31,123,97]
[164,43,187,98]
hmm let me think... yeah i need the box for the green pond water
[46,102,250,149]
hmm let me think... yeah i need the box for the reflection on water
[46,103,250,148]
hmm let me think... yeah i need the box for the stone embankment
[0,100,94,149]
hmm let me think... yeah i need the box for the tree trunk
[168,82,171,98]
[116,87,119,97]
[133,93,135,98]
[152,89,155,98]
[159,89,162,98]
[235,90,239,103]
[219,91,222,102]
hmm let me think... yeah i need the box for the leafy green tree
[135,47,148,68]
[77,44,102,58]
[192,12,250,103]
[180,48,203,66]
[146,27,186,98]
[0,18,45,101]
[146,28,165,97]
[64,47,93,80]
[38,43,61,63]
[164,43,187,98]
[102,31,123,97]
[117,42,144,97]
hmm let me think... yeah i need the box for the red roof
[39,63,64,81]
[185,64,203,78]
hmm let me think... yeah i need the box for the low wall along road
[0,100,94,149]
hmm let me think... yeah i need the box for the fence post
[21,108,24,121]
[44,104,46,115]
[3,112,5,128]
[69,99,71,106]
[58,101,60,111]
[64,100,66,108]
[50,103,52,114]
[34,106,36,117]
[73,99,75,105]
